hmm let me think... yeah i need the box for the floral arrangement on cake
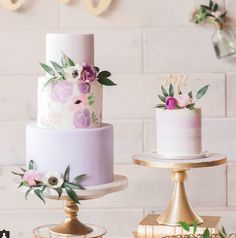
[12,161,85,204]
[193,0,227,26]
[40,52,116,90]
[156,75,209,110]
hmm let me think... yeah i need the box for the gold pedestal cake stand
[33,174,128,238]
[133,153,226,237]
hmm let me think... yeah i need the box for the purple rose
[51,81,73,103]
[165,96,177,110]
[81,64,97,83]
[73,109,90,128]
[78,82,91,94]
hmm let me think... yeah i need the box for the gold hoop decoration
[57,0,71,4]
[0,0,24,11]
[84,0,112,15]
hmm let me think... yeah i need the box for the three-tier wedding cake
[26,33,114,186]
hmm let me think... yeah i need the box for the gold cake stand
[31,175,128,238]
[133,153,226,226]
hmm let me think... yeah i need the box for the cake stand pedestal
[132,153,226,238]
[33,174,128,238]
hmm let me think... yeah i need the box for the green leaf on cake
[188,91,193,99]
[74,174,87,184]
[155,104,166,108]
[43,77,57,90]
[68,56,75,67]
[64,182,85,190]
[196,85,209,99]
[12,171,24,178]
[158,95,166,103]
[161,85,168,97]
[18,181,28,189]
[28,160,34,170]
[34,189,45,204]
[98,77,116,86]
[65,187,79,204]
[178,221,190,232]
[61,52,69,68]
[203,228,210,238]
[64,165,70,182]
[193,221,198,234]
[222,226,227,235]
[25,188,33,200]
[20,167,27,173]
[98,71,111,78]
[94,66,100,73]
[169,83,174,97]
[54,187,63,200]
[40,63,56,76]
[50,61,64,77]
[187,103,195,110]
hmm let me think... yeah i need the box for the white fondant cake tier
[26,123,114,186]
[46,33,94,65]
[37,76,103,129]
[156,108,202,157]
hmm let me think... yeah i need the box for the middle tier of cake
[26,123,114,186]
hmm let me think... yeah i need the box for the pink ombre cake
[156,108,202,157]
[26,33,114,186]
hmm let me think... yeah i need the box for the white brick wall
[0,0,236,237]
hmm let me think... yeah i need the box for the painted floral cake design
[38,53,115,129]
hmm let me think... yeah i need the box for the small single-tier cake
[156,108,202,156]
[26,33,115,186]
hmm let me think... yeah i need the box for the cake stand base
[134,214,220,238]
[34,224,106,238]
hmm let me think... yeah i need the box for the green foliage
[158,95,166,103]
[178,222,190,232]
[28,160,34,170]
[169,83,174,97]
[196,85,209,100]
[63,165,70,182]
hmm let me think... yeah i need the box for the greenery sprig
[194,0,227,25]
[12,160,86,204]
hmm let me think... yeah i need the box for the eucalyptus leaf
[28,160,34,170]
[209,0,213,9]
[12,171,24,178]
[18,181,27,189]
[20,167,27,172]
[64,182,85,190]
[63,165,70,182]
[40,63,55,76]
[54,187,63,199]
[188,91,193,99]
[219,231,225,238]
[66,187,79,204]
[61,52,69,68]
[161,85,168,97]
[196,85,209,100]
[158,95,166,103]
[193,221,197,234]
[43,77,57,90]
[212,3,218,11]
[222,226,227,235]
[178,221,190,232]
[155,104,166,108]
[34,189,45,204]
[187,103,195,110]
[74,174,87,183]
[50,61,64,76]
[169,83,174,97]
[98,71,111,78]
[98,77,117,86]
[68,56,75,67]
[25,188,33,200]
[203,228,210,238]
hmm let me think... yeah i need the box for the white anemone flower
[42,171,64,188]
[64,64,82,81]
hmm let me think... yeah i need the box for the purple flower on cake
[176,94,192,108]
[78,82,91,94]
[81,64,97,83]
[23,170,41,187]
[73,108,90,128]
[165,97,177,110]
[51,81,73,103]
[42,171,64,189]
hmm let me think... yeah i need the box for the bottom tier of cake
[26,123,114,186]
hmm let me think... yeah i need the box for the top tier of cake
[37,33,103,129]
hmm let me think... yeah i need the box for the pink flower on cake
[73,108,90,128]
[78,82,91,94]
[165,97,177,110]
[51,81,73,103]
[176,94,192,108]
[81,64,97,83]
[23,170,41,187]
